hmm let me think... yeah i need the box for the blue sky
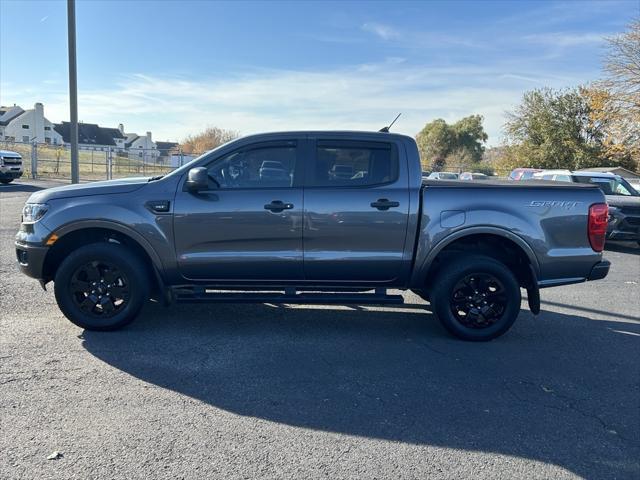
[0,0,637,145]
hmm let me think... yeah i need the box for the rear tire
[0,179,13,184]
[430,255,521,341]
[54,243,149,331]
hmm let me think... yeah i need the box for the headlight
[22,203,49,222]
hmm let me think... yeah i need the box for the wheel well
[423,234,535,293]
[43,228,159,292]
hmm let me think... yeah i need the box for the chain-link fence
[1,140,202,182]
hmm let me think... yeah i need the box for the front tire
[0,178,13,184]
[430,255,521,341]
[54,243,149,331]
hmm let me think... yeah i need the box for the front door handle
[370,198,400,211]
[264,200,294,212]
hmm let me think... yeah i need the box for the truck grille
[2,158,22,165]
[626,217,640,226]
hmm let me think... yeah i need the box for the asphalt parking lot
[1,179,639,480]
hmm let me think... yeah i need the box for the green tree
[504,88,603,170]
[415,119,453,171]
[452,115,488,163]
[415,115,488,171]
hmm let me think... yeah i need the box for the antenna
[379,113,402,132]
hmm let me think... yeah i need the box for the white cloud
[524,32,607,47]
[2,61,593,146]
[362,22,400,40]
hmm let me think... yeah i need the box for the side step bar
[172,287,404,305]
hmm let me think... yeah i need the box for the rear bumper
[15,242,49,279]
[587,260,610,281]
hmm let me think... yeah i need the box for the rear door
[173,139,304,281]
[302,137,410,283]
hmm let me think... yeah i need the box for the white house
[124,127,159,162]
[0,103,63,145]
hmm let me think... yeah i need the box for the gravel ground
[1,179,639,480]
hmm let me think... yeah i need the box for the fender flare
[53,219,166,276]
[417,226,541,280]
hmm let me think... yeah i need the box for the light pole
[67,0,79,183]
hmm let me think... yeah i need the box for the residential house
[53,122,124,151]
[124,128,159,162]
[155,141,179,163]
[0,103,64,145]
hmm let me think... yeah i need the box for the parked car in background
[508,168,542,180]
[459,172,489,181]
[0,150,24,184]
[571,171,640,245]
[628,177,640,190]
[532,169,640,245]
[532,169,572,182]
[426,171,459,180]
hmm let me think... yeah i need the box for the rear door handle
[264,200,294,212]
[370,198,400,211]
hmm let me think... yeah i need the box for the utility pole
[67,0,79,183]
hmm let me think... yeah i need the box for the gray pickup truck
[15,131,611,341]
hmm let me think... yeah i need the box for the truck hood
[605,195,640,208]
[27,177,149,203]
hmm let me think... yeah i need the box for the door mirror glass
[185,167,209,192]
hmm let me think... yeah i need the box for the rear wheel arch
[420,229,539,295]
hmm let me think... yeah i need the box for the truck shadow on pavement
[81,302,640,479]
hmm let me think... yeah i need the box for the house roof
[156,141,179,154]
[125,134,139,148]
[0,106,26,126]
[54,122,119,146]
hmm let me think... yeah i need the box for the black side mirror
[185,167,209,192]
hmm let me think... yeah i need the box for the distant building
[0,103,63,145]
[2,102,179,163]
[156,141,179,162]
[53,121,125,151]
[577,166,640,179]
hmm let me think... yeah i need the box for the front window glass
[207,145,296,189]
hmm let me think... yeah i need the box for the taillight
[588,203,608,252]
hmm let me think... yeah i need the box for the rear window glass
[310,141,398,187]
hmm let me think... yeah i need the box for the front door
[303,138,410,283]
[173,140,304,281]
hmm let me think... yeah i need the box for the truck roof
[236,130,414,142]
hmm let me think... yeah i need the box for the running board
[172,287,404,305]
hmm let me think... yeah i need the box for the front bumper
[0,169,24,179]
[15,241,49,279]
[587,260,610,281]
[607,211,640,241]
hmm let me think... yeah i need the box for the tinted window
[207,145,296,189]
[311,141,398,187]
[573,176,638,196]
[521,171,535,180]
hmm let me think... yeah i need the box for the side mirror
[185,167,209,192]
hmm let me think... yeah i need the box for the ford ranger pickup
[15,131,611,341]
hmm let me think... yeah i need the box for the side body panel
[410,184,607,288]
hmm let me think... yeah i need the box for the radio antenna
[379,113,402,132]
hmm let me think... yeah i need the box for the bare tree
[181,127,239,155]
[603,19,640,105]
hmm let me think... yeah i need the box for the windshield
[573,175,640,196]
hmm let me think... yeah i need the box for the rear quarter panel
[411,183,606,287]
